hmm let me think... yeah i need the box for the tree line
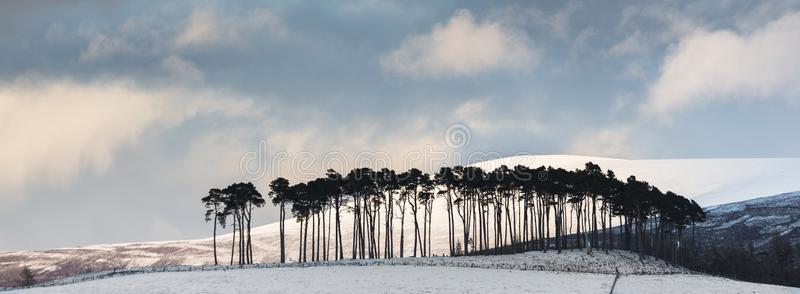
[202,162,707,265]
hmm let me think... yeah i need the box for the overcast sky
[1,0,799,251]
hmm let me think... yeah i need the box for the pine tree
[268,178,292,263]
[201,188,224,265]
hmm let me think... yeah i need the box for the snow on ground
[11,266,614,294]
[614,274,797,294]
[4,249,685,292]
[10,265,796,294]
[7,249,782,293]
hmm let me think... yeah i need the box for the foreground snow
[9,250,798,293]
[11,265,795,294]
[614,275,797,294]
[13,266,613,294]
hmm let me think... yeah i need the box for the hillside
[695,191,800,251]
[8,251,796,293]
[2,155,799,287]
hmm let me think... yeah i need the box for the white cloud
[75,16,167,61]
[380,9,535,77]
[613,93,635,114]
[643,11,800,115]
[80,33,139,61]
[489,1,583,38]
[568,126,636,158]
[51,7,284,62]
[607,5,702,62]
[174,7,285,49]
[619,5,699,45]
[451,98,541,134]
[161,55,204,81]
[0,77,257,199]
[609,30,647,56]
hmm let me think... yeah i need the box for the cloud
[75,16,168,61]
[174,7,286,49]
[488,1,583,38]
[80,33,136,61]
[643,11,800,115]
[568,126,636,158]
[0,77,257,199]
[609,30,647,56]
[161,55,204,81]
[380,9,535,77]
[49,7,285,62]
[451,98,541,134]
[618,5,699,46]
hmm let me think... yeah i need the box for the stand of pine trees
[204,162,710,267]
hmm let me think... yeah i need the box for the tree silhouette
[268,178,292,263]
[434,166,458,256]
[326,169,346,260]
[201,188,225,265]
[290,182,310,262]
[377,168,399,258]
[218,182,265,265]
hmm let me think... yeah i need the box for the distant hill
[694,191,800,252]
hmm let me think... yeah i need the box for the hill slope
[9,251,796,294]
[695,191,800,251]
[2,155,799,287]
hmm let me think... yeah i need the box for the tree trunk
[400,207,406,258]
[303,217,309,263]
[230,221,236,265]
[311,213,316,262]
[280,205,286,263]
[298,219,303,262]
[212,210,218,266]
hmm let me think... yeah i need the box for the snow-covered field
[614,275,797,294]
[11,266,615,294]
[2,155,800,288]
[10,264,796,294]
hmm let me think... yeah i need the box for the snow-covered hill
[8,251,796,293]
[695,191,800,250]
[2,155,799,287]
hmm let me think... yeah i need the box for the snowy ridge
[704,191,800,214]
[693,191,800,250]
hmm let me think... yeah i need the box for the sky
[1,0,799,251]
